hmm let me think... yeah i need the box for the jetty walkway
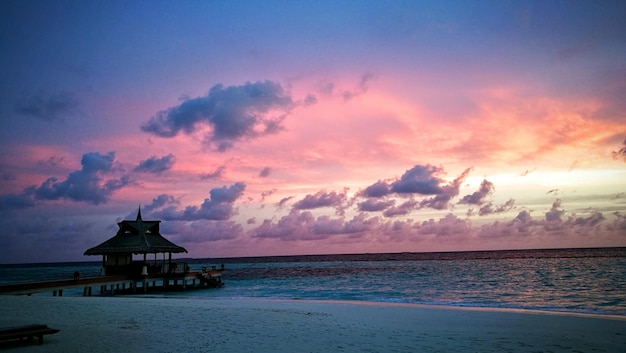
[0,270,223,296]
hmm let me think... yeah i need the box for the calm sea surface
[1,248,625,316]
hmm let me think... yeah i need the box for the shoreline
[2,295,626,352]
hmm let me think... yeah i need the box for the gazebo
[84,208,187,276]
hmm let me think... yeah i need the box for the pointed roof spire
[136,205,142,221]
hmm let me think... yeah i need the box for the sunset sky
[1,0,625,263]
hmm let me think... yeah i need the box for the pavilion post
[101,255,106,276]
[141,253,148,276]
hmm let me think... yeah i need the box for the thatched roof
[84,208,187,255]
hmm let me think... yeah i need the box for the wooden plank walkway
[0,271,222,296]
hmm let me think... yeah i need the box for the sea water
[1,248,625,316]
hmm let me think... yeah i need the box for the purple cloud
[162,220,243,242]
[141,81,293,151]
[277,196,294,208]
[31,152,130,205]
[151,182,246,221]
[292,190,347,213]
[545,199,565,222]
[361,181,390,198]
[418,214,471,237]
[390,165,446,195]
[419,168,472,210]
[134,154,175,174]
[0,193,35,211]
[200,166,226,180]
[15,91,78,122]
[612,138,626,162]
[252,210,375,241]
[358,198,395,212]
[460,179,494,205]
[478,199,515,216]
[382,200,418,217]
[143,194,178,213]
[259,167,271,178]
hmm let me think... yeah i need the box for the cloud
[357,165,473,214]
[14,91,78,121]
[2,172,16,181]
[161,220,243,243]
[361,181,390,198]
[357,198,395,212]
[141,81,293,151]
[0,193,35,211]
[612,138,626,162]
[252,210,375,241]
[418,214,472,237]
[143,194,178,213]
[573,211,605,227]
[292,189,348,215]
[419,167,472,210]
[341,72,375,101]
[31,152,130,205]
[545,199,564,222]
[383,200,419,217]
[134,154,175,174]
[277,196,294,208]
[259,167,271,178]
[200,166,225,180]
[151,182,246,221]
[361,165,454,197]
[459,179,494,205]
[390,165,446,195]
[607,212,626,232]
[477,199,515,216]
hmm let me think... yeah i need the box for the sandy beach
[1,295,625,353]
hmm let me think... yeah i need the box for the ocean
[1,247,625,316]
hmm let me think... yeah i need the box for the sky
[1,0,625,264]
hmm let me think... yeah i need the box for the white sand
[1,296,625,353]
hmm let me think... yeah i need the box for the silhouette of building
[84,207,187,276]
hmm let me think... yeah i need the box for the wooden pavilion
[84,208,187,276]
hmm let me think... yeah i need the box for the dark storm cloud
[31,152,130,204]
[151,182,246,221]
[141,81,293,151]
[14,91,78,122]
[459,179,494,205]
[134,154,175,174]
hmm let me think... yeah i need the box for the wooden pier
[1,208,225,297]
[0,269,223,296]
